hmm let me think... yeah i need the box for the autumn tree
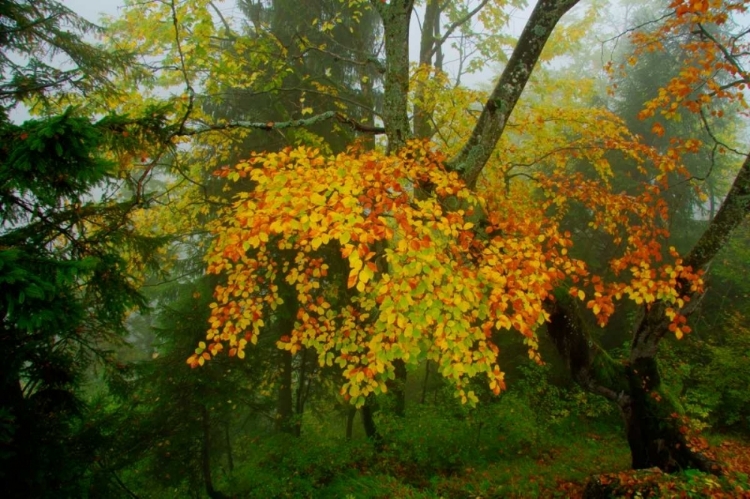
[94,0,750,473]
[536,0,750,472]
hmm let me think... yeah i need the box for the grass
[221,403,750,498]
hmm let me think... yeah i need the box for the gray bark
[372,0,414,151]
[447,0,580,188]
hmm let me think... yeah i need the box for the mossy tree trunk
[547,151,750,473]
[546,299,719,472]
[624,351,716,471]
[447,0,580,188]
[372,0,414,152]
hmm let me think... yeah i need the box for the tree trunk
[448,0,580,187]
[389,358,407,417]
[200,405,228,499]
[224,422,233,473]
[345,406,356,440]
[623,319,720,473]
[373,0,414,151]
[361,397,381,446]
[293,349,308,437]
[413,0,441,139]
[622,354,718,472]
[546,298,720,473]
[276,349,294,434]
[275,281,298,435]
[420,360,430,404]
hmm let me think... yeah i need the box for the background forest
[1,0,750,497]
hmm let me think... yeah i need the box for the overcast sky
[60,0,521,91]
[64,0,124,23]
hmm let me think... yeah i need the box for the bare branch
[297,35,386,74]
[209,1,236,39]
[178,111,385,136]
[425,0,492,62]
[169,0,195,134]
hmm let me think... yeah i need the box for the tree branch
[447,0,580,189]
[684,151,750,271]
[179,111,385,136]
[425,0,491,62]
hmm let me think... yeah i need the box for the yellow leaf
[302,107,313,115]
[311,192,326,205]
[349,383,360,398]
[359,265,374,285]
[577,290,585,301]
[495,315,512,330]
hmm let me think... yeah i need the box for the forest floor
[333,434,750,498]
[225,424,750,498]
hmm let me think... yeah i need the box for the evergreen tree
[0,1,169,496]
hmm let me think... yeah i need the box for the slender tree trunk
[420,360,430,404]
[200,405,228,499]
[413,0,441,139]
[346,406,356,440]
[386,358,407,417]
[275,280,299,435]
[293,349,308,437]
[224,422,234,473]
[276,349,294,434]
[361,397,381,446]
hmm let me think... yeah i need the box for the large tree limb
[630,151,750,355]
[447,0,580,189]
[684,152,750,270]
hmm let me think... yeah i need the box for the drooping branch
[447,0,580,189]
